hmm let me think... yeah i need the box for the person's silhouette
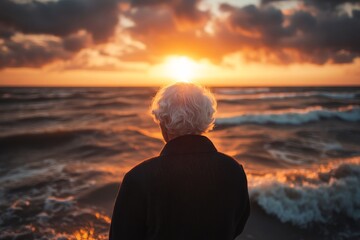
[110,83,250,240]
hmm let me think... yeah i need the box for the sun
[164,56,197,82]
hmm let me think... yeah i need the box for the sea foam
[216,88,270,95]
[216,105,360,126]
[216,91,358,101]
[249,157,360,227]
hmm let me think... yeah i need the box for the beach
[1,86,360,239]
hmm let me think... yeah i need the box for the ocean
[0,86,359,240]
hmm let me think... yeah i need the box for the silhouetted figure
[110,83,250,240]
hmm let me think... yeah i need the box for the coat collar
[160,134,217,156]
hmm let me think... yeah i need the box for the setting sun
[163,56,197,82]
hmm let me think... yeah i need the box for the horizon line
[1,84,360,88]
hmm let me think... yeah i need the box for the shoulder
[215,152,247,174]
[216,152,243,167]
[124,156,162,182]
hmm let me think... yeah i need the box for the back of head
[151,82,217,139]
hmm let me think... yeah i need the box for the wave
[215,105,360,126]
[0,92,88,104]
[66,143,126,158]
[215,88,270,95]
[249,157,360,228]
[74,99,133,109]
[0,129,104,150]
[0,88,155,105]
[0,154,114,239]
[0,127,161,155]
[216,91,359,102]
[0,115,62,126]
[0,188,110,240]
[0,111,138,127]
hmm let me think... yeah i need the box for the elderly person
[110,82,250,240]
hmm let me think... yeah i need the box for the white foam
[216,105,360,125]
[249,157,360,227]
[266,149,308,164]
[318,92,358,99]
[0,159,65,184]
[217,91,358,100]
[44,196,75,213]
[264,139,343,164]
[216,88,270,95]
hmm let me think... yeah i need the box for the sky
[0,0,359,86]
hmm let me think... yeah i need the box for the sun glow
[164,56,197,82]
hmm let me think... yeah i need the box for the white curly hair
[150,82,217,139]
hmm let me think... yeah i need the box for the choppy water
[0,87,360,239]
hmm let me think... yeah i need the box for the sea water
[0,86,359,239]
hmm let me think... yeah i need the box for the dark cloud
[0,35,71,68]
[288,10,316,32]
[0,30,93,69]
[63,32,91,52]
[0,24,15,39]
[220,4,291,44]
[131,0,209,29]
[0,0,123,69]
[261,0,360,10]
[216,3,360,64]
[303,0,360,11]
[0,0,121,42]
[285,8,360,63]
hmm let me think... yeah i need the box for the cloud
[0,24,15,39]
[0,0,359,69]
[286,8,360,63]
[0,0,121,42]
[55,48,149,72]
[219,4,290,43]
[303,0,359,11]
[0,33,72,68]
[215,2,360,64]
[62,31,92,52]
[122,7,212,62]
[261,0,360,10]
[131,0,209,29]
[121,0,360,65]
[0,0,123,69]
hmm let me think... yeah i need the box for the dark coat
[110,134,250,240]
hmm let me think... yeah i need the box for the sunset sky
[0,0,359,86]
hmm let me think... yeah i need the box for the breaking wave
[0,129,104,149]
[215,88,270,95]
[217,91,359,102]
[216,105,360,126]
[249,157,360,228]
